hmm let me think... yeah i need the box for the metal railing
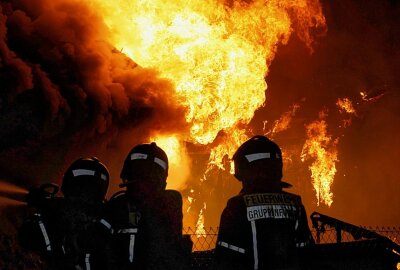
[185,226,400,270]
[311,226,400,245]
[183,227,219,251]
[184,226,400,251]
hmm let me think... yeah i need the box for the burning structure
[0,1,399,267]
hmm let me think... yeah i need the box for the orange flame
[360,91,367,100]
[207,128,248,173]
[87,0,326,227]
[265,103,301,136]
[336,97,356,128]
[187,189,195,213]
[336,98,356,114]
[89,0,325,147]
[195,202,207,238]
[150,135,190,190]
[360,91,385,102]
[301,114,338,206]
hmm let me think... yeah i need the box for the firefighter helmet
[61,157,109,200]
[120,142,168,187]
[232,135,291,187]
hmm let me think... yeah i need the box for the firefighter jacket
[19,197,107,270]
[98,189,191,270]
[215,191,314,270]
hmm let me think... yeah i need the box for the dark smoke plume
[0,0,188,188]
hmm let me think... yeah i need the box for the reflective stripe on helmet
[72,169,95,177]
[217,241,245,253]
[245,152,281,162]
[129,153,167,171]
[130,153,148,160]
[154,157,167,170]
[245,153,270,162]
[72,169,108,181]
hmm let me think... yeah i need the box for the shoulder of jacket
[226,195,246,207]
[164,189,182,200]
[281,191,302,203]
[106,191,127,207]
[163,189,183,207]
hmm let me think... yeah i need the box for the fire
[336,98,356,128]
[187,189,195,213]
[207,128,248,173]
[336,98,356,114]
[301,114,338,206]
[89,0,325,146]
[266,103,301,136]
[150,135,181,164]
[150,135,190,190]
[195,202,207,238]
[86,0,326,226]
[360,90,385,102]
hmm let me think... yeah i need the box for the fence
[185,227,400,270]
[184,226,400,251]
[183,227,219,251]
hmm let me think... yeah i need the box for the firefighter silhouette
[19,157,110,270]
[215,136,314,270]
[99,142,191,270]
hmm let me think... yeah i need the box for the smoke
[0,0,188,188]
